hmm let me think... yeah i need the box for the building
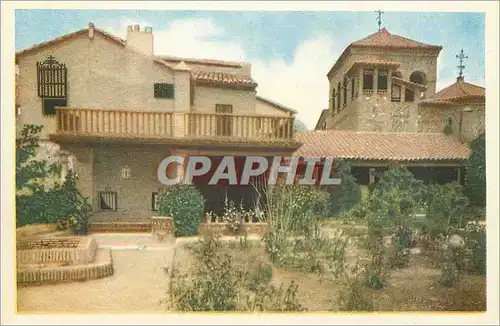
[418,76,485,143]
[15,23,299,221]
[310,27,483,184]
[319,27,485,140]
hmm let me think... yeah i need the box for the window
[404,88,415,102]
[43,98,67,116]
[215,104,233,113]
[363,69,374,90]
[215,104,233,136]
[154,83,174,99]
[37,56,67,98]
[391,84,401,102]
[409,71,426,85]
[378,70,388,90]
[336,83,341,112]
[99,191,117,211]
[152,192,160,211]
[332,90,336,112]
[343,79,348,106]
[351,77,356,100]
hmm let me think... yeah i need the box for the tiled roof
[256,96,296,114]
[352,28,442,49]
[327,28,441,77]
[159,55,243,68]
[420,77,485,106]
[294,130,469,161]
[15,28,125,57]
[192,71,257,88]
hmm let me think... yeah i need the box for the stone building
[15,23,299,223]
[316,27,485,141]
[309,27,483,185]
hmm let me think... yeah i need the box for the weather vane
[376,10,384,31]
[456,49,468,78]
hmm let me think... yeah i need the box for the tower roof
[327,28,442,77]
[351,27,441,49]
[420,77,485,106]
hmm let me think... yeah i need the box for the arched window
[337,82,341,112]
[331,90,336,115]
[410,71,426,85]
[343,78,348,106]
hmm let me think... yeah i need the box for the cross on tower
[456,49,468,78]
[375,10,384,31]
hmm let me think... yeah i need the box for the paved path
[17,249,175,313]
[17,233,263,313]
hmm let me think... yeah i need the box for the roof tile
[352,28,441,49]
[294,130,469,161]
[420,78,485,105]
[192,71,257,88]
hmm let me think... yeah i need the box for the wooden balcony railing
[54,108,295,142]
[185,112,294,141]
[56,107,174,138]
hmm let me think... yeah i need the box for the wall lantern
[121,165,131,179]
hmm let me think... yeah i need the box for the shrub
[328,160,362,217]
[158,184,205,237]
[164,236,305,312]
[16,125,91,232]
[465,133,486,206]
[466,224,486,275]
[424,182,470,236]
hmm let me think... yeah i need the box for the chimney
[126,24,154,55]
[88,22,95,39]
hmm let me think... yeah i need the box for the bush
[16,125,91,232]
[158,184,205,237]
[164,237,306,312]
[328,160,362,217]
[424,182,470,236]
[465,133,486,206]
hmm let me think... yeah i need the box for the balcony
[53,107,296,146]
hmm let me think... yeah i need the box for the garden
[16,124,487,312]
[158,156,486,312]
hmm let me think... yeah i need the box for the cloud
[101,17,334,129]
[252,36,339,129]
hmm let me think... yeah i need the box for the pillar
[374,68,379,92]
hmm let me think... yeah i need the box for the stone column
[400,85,406,103]
[373,68,379,92]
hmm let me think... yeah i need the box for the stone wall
[16,237,98,266]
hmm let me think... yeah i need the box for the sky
[15,10,485,129]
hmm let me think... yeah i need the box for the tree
[465,132,486,206]
[293,119,308,132]
[16,125,91,233]
[328,160,362,217]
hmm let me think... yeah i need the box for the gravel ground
[17,249,175,313]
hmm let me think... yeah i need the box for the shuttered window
[154,83,174,99]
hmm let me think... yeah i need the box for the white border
[2,1,499,325]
